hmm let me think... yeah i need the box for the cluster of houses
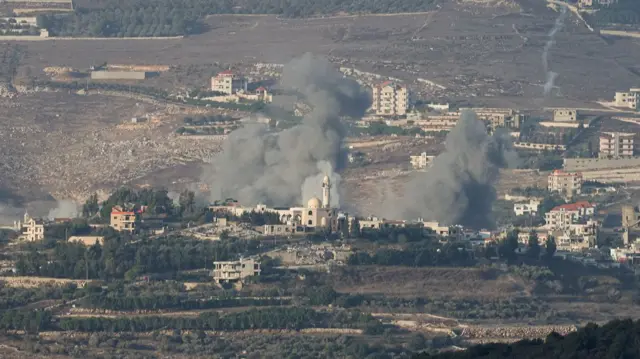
[206,70,273,104]
[503,166,640,268]
[12,204,166,245]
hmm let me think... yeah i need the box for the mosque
[209,175,352,234]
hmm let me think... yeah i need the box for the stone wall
[461,325,577,340]
[564,157,640,171]
[0,276,89,288]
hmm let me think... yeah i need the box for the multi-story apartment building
[110,206,137,233]
[622,205,640,229]
[371,81,410,116]
[614,89,640,110]
[545,201,595,230]
[458,108,527,130]
[599,132,635,158]
[553,109,578,122]
[212,258,261,283]
[15,212,44,242]
[409,152,434,170]
[210,70,248,95]
[513,199,541,216]
[548,170,583,197]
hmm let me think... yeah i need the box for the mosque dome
[307,197,321,209]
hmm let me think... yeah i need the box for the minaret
[322,174,331,209]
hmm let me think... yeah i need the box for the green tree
[499,230,519,261]
[545,236,557,260]
[540,195,565,217]
[408,333,427,351]
[82,193,100,218]
[527,232,541,259]
[179,190,196,215]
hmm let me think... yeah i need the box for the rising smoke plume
[47,199,79,220]
[167,191,181,207]
[301,160,342,205]
[542,5,568,96]
[0,202,24,226]
[383,111,518,229]
[202,53,371,208]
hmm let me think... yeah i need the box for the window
[308,210,313,215]
[308,220,313,225]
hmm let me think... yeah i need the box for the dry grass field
[9,0,640,105]
[331,266,533,299]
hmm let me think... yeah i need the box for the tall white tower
[322,174,331,209]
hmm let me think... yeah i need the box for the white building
[422,221,463,238]
[14,212,44,242]
[545,201,596,230]
[578,0,618,8]
[210,70,248,95]
[360,217,407,231]
[553,109,578,122]
[569,219,599,236]
[427,103,450,112]
[371,81,410,116]
[209,175,335,231]
[548,170,583,197]
[514,199,541,216]
[614,89,640,109]
[599,132,635,158]
[410,152,434,170]
[212,258,260,283]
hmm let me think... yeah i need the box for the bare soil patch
[331,266,532,299]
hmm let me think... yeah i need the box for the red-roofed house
[545,201,596,230]
[548,170,582,198]
[371,81,410,116]
[210,70,248,95]
[110,206,137,233]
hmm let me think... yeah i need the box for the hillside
[412,318,640,359]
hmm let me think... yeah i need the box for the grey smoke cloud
[542,6,568,96]
[167,191,181,206]
[202,53,371,207]
[47,199,79,220]
[383,111,518,229]
[301,160,342,206]
[0,203,24,226]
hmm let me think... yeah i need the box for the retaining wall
[564,157,640,171]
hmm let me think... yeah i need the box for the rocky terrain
[0,90,229,204]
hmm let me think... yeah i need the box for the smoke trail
[543,71,558,97]
[383,111,518,229]
[542,6,568,96]
[202,53,370,207]
[47,199,79,220]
